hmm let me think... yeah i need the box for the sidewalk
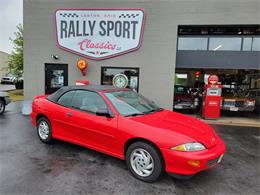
[190,114,260,128]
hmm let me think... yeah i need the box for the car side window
[57,90,75,107]
[71,90,107,113]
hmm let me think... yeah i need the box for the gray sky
[0,0,23,54]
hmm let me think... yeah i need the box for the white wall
[24,0,259,109]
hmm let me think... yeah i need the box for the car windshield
[5,73,13,77]
[222,88,234,96]
[104,90,162,116]
[174,86,189,94]
[248,91,257,98]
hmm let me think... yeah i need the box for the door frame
[45,63,68,94]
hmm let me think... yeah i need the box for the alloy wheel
[38,121,49,140]
[130,148,154,177]
[0,102,4,113]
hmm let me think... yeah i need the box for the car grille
[176,99,193,103]
[223,101,235,106]
[235,101,244,107]
[206,157,219,167]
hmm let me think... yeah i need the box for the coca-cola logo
[208,75,219,84]
[55,9,145,60]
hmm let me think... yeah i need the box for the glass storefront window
[242,37,252,51]
[175,73,188,86]
[50,70,64,88]
[209,37,242,51]
[101,67,139,92]
[177,35,259,51]
[252,37,260,51]
[177,37,208,50]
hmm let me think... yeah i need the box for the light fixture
[77,59,88,76]
[51,54,59,60]
[213,44,222,51]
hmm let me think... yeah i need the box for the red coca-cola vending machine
[202,75,222,119]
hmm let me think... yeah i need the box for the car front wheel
[0,99,5,115]
[126,141,164,182]
[37,117,52,144]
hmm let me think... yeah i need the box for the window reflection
[252,37,260,51]
[178,38,208,50]
[243,37,252,51]
[101,67,139,92]
[50,70,64,88]
[177,36,259,51]
[209,37,241,51]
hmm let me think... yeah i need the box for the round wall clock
[112,74,129,88]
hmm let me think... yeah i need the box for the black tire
[0,99,5,115]
[126,141,164,182]
[37,117,52,144]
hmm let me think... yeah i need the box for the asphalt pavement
[0,102,259,195]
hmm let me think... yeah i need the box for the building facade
[0,51,10,79]
[24,0,259,109]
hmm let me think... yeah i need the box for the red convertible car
[31,85,226,182]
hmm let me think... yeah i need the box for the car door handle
[67,112,73,117]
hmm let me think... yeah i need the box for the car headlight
[194,98,199,106]
[246,100,255,106]
[171,142,206,152]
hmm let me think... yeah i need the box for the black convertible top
[47,84,129,102]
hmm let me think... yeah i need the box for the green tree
[8,24,23,77]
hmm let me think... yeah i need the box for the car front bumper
[160,138,226,176]
[4,97,11,105]
[1,80,13,84]
[173,103,197,110]
[221,106,255,112]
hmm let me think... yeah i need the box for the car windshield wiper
[125,108,163,117]
[143,108,164,114]
[125,113,144,117]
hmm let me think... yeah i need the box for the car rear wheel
[126,142,164,182]
[37,117,52,144]
[0,99,5,115]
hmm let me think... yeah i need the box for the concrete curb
[185,114,260,128]
[202,120,260,128]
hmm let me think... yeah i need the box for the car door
[65,90,120,156]
[51,90,77,139]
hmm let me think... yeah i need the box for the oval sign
[55,9,145,60]
[208,75,219,84]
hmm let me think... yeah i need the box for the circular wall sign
[112,74,129,88]
[77,59,88,70]
[208,75,219,84]
[77,59,88,76]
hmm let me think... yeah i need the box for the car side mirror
[96,108,114,118]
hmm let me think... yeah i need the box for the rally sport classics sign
[55,9,145,60]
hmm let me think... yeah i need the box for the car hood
[129,110,218,148]
[174,93,194,101]
[2,76,13,79]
